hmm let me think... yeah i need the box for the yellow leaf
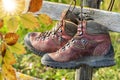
[20,13,40,30]
[28,0,43,12]
[3,49,16,65]
[0,56,2,65]
[0,72,3,80]
[4,33,19,46]
[8,42,26,55]
[17,0,26,13]
[2,64,17,80]
[38,14,52,25]
[6,17,19,32]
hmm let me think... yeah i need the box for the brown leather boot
[41,20,115,69]
[24,10,79,56]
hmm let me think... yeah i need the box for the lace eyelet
[41,38,44,41]
[72,39,75,43]
[62,47,65,51]
[46,37,49,40]
[36,37,40,41]
[58,29,62,33]
[66,43,70,46]
[58,37,62,42]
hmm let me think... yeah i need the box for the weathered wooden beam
[83,0,102,9]
[75,66,93,80]
[39,1,120,32]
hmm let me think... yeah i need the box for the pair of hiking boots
[24,9,115,69]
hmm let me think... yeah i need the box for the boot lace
[61,23,83,52]
[60,0,84,52]
[36,0,77,41]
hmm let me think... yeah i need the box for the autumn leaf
[17,0,26,13]
[0,33,3,40]
[28,0,43,12]
[8,42,26,55]
[20,13,40,30]
[4,33,19,46]
[0,42,6,57]
[0,56,2,65]
[38,14,53,25]
[2,64,17,80]
[3,49,16,65]
[6,17,19,32]
[0,19,3,29]
[0,72,3,80]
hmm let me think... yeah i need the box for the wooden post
[75,65,93,80]
[75,0,100,80]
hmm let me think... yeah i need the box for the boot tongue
[63,21,77,37]
[61,10,80,25]
[86,21,109,34]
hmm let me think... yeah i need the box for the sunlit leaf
[0,72,3,80]
[4,33,19,46]
[0,42,6,57]
[8,42,26,55]
[2,64,17,80]
[0,19,3,29]
[6,17,19,32]
[3,49,16,65]
[38,14,53,25]
[20,13,40,30]
[17,0,26,13]
[0,56,2,65]
[28,0,43,12]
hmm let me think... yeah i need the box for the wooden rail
[39,1,120,33]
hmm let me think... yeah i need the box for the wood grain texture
[39,1,120,32]
[75,66,93,80]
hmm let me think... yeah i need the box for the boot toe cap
[41,54,55,64]
[24,33,33,47]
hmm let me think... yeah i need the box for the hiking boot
[41,20,115,69]
[24,10,80,56]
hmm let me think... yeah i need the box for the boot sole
[41,56,115,69]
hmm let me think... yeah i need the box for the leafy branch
[0,0,52,79]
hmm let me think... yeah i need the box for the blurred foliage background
[13,0,120,80]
